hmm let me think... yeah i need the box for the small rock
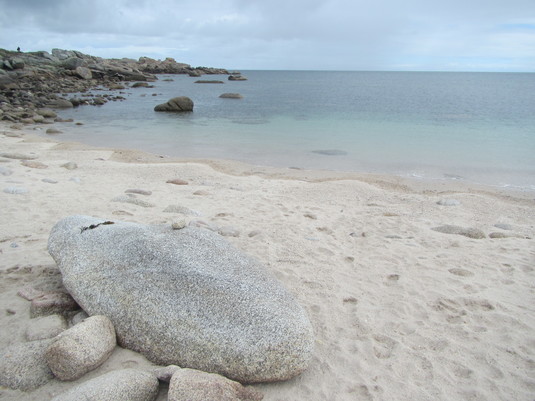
[45,315,116,381]
[132,82,150,88]
[219,93,243,99]
[125,188,152,196]
[437,199,461,206]
[154,96,194,112]
[10,242,18,248]
[168,368,264,401]
[248,230,261,237]
[0,339,54,390]
[112,195,155,208]
[46,128,62,135]
[0,152,38,160]
[42,178,58,184]
[50,369,159,401]
[167,178,189,185]
[21,160,48,169]
[304,212,318,220]
[26,314,68,341]
[193,190,210,196]
[431,225,486,239]
[3,186,29,194]
[61,162,78,170]
[37,109,58,118]
[171,220,187,230]
[30,292,79,318]
[194,80,224,84]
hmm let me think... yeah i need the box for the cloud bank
[0,0,533,71]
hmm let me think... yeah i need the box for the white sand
[1,122,534,400]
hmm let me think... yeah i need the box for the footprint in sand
[372,334,397,359]
[448,268,474,277]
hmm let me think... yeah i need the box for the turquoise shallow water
[56,71,535,191]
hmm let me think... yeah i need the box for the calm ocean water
[56,71,535,191]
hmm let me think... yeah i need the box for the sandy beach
[1,121,534,400]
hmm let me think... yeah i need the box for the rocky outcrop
[0,47,229,123]
[48,215,314,383]
[154,96,194,112]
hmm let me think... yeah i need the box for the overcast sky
[0,0,534,71]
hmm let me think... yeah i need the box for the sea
[55,70,535,191]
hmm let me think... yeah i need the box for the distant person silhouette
[17,47,21,52]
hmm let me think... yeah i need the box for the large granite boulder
[154,96,194,112]
[48,216,314,383]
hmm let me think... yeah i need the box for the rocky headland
[0,48,229,124]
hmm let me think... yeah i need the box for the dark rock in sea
[228,75,247,81]
[188,70,202,77]
[48,215,315,383]
[132,82,151,88]
[311,149,348,156]
[220,93,243,99]
[195,80,224,84]
[155,97,194,112]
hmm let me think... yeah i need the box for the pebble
[171,220,187,230]
[42,178,58,184]
[112,195,155,208]
[3,186,29,194]
[61,162,78,170]
[437,199,461,206]
[21,160,48,169]
[46,128,62,135]
[193,190,210,196]
[304,212,318,220]
[248,230,262,237]
[125,188,152,196]
[166,178,189,185]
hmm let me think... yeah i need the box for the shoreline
[1,121,534,400]
[10,120,535,202]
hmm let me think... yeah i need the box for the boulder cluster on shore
[0,48,230,124]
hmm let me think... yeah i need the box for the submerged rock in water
[311,149,348,156]
[48,215,314,383]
